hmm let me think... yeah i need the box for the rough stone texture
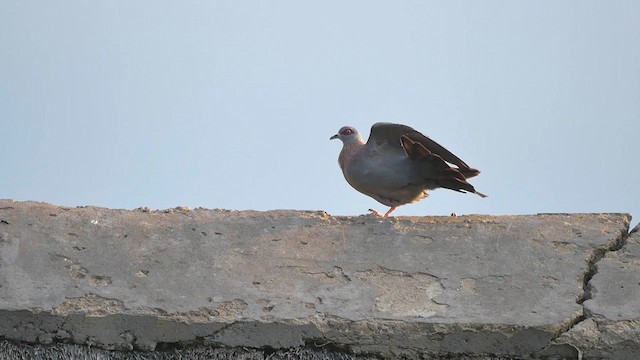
[0,339,509,360]
[0,340,378,360]
[554,223,640,359]
[0,200,634,359]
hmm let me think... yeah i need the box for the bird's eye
[341,128,354,135]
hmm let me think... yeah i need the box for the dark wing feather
[367,122,480,177]
[400,135,485,196]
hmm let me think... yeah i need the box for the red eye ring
[341,128,354,135]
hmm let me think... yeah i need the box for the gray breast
[343,145,428,206]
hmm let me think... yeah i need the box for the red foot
[368,209,384,217]
[368,207,397,218]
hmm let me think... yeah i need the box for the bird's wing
[366,122,477,174]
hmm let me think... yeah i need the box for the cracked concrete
[0,200,637,359]
[553,223,640,359]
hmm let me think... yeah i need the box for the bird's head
[330,126,363,144]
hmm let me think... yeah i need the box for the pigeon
[330,122,486,217]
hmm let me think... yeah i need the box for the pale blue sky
[1,2,639,220]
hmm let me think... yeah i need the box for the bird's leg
[383,207,397,217]
[368,207,397,218]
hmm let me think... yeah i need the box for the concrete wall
[0,200,638,359]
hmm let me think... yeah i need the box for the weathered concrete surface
[0,200,633,359]
[553,223,640,359]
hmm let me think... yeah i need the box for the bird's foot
[368,209,385,218]
[368,207,397,218]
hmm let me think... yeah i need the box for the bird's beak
[330,134,339,140]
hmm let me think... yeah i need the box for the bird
[330,122,486,217]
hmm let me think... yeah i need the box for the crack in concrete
[151,321,237,351]
[578,226,630,305]
[543,219,634,358]
[303,266,352,282]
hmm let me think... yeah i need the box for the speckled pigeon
[330,123,486,217]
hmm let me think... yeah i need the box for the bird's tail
[401,135,487,198]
